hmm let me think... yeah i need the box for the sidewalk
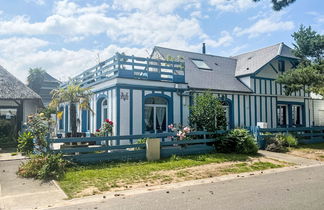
[0,155,67,210]
[258,150,323,166]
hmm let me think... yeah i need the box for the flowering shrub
[26,113,53,153]
[96,119,114,136]
[168,124,192,140]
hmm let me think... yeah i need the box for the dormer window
[191,59,211,70]
[278,60,285,72]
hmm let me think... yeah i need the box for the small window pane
[145,97,167,105]
[191,59,211,70]
[144,106,154,133]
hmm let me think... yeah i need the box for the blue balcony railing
[62,53,185,88]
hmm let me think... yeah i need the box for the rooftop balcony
[63,53,185,88]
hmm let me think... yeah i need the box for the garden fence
[46,131,226,163]
[251,126,324,149]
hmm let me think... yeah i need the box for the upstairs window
[191,59,211,70]
[278,60,285,72]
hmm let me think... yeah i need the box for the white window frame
[277,104,288,126]
[101,99,108,125]
[144,104,168,133]
[292,105,302,126]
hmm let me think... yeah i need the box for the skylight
[191,59,211,70]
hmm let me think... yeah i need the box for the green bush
[283,134,298,147]
[17,154,70,180]
[189,92,227,131]
[216,129,258,155]
[265,133,298,153]
[17,132,34,154]
[134,138,148,150]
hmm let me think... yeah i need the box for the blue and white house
[58,42,317,136]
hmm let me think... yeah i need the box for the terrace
[63,53,186,88]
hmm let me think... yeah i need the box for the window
[278,60,285,72]
[144,96,168,133]
[221,101,230,129]
[87,110,91,131]
[58,107,64,130]
[277,105,287,126]
[102,99,108,124]
[292,105,302,126]
[191,59,211,70]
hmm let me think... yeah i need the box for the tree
[277,25,324,97]
[253,0,296,11]
[49,84,93,137]
[189,92,226,131]
[27,68,46,93]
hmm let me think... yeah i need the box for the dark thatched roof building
[0,65,43,146]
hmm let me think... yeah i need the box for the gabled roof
[0,65,41,100]
[43,72,60,83]
[153,46,252,93]
[233,42,299,77]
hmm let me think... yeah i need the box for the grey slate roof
[233,42,298,77]
[153,47,252,93]
[0,65,41,100]
[43,72,60,83]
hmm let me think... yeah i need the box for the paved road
[52,165,324,210]
[0,159,66,210]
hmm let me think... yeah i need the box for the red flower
[105,119,110,123]
[109,121,113,125]
[96,129,100,132]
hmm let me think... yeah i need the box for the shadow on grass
[297,142,324,150]
[69,152,256,171]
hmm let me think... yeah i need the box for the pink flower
[183,126,191,133]
[168,124,174,129]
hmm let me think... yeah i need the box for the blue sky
[0,0,323,82]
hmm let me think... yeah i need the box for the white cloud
[208,0,257,12]
[234,12,294,38]
[204,31,233,48]
[0,0,206,48]
[0,37,48,57]
[112,0,200,14]
[25,0,45,5]
[307,11,324,24]
[0,37,147,83]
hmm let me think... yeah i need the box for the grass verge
[289,143,324,161]
[58,153,285,198]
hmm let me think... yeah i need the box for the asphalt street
[51,164,324,210]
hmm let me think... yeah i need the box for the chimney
[202,43,206,54]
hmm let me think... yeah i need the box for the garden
[12,90,294,198]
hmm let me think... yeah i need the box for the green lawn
[59,153,284,198]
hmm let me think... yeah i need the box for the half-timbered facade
[57,42,317,137]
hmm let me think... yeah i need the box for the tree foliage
[253,0,296,11]
[27,68,46,93]
[189,92,226,131]
[277,25,324,97]
[49,84,93,137]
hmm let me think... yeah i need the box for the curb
[51,180,68,199]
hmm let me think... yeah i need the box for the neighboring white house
[57,42,322,137]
